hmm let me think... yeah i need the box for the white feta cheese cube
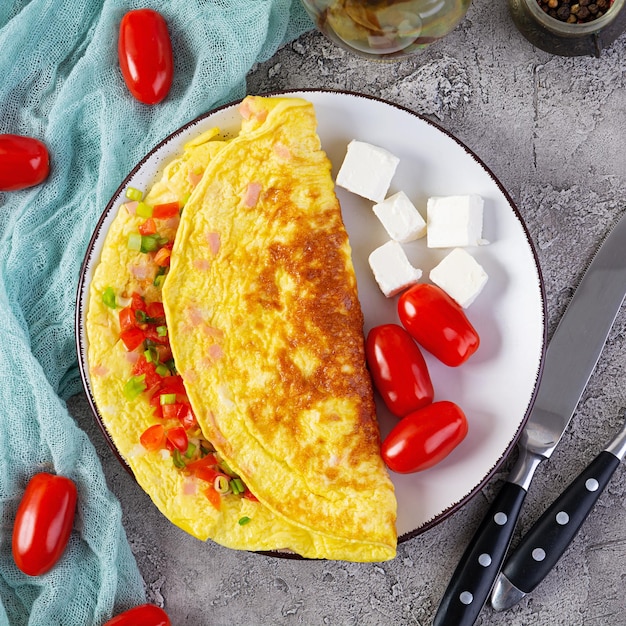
[336,140,400,203]
[372,191,427,243]
[368,240,422,298]
[429,247,488,308]
[426,194,485,248]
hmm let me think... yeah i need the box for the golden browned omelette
[87,95,397,561]
[163,95,397,559]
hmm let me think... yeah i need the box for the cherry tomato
[12,472,77,576]
[118,9,173,105]
[398,283,480,367]
[366,323,434,417]
[104,603,171,626]
[0,134,50,191]
[381,401,468,473]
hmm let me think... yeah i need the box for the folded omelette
[86,95,397,561]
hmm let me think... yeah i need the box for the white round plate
[77,90,546,544]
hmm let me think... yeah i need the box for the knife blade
[433,211,626,626]
[491,412,626,611]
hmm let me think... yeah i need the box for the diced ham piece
[182,479,197,495]
[243,182,262,208]
[188,170,203,188]
[92,364,109,376]
[193,258,211,271]
[206,232,221,256]
[130,264,151,280]
[124,351,140,364]
[208,344,223,361]
[239,99,268,123]
[123,201,138,215]
[273,143,291,159]
[187,306,204,326]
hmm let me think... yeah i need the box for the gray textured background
[69,2,626,624]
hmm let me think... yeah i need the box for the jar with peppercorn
[509,0,625,56]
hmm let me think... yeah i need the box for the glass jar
[508,0,626,56]
[299,0,472,61]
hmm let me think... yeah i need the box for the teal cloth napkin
[0,1,312,624]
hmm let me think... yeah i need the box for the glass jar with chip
[299,0,472,61]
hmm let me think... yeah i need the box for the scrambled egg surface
[87,96,397,561]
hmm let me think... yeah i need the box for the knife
[432,211,626,626]
[491,413,626,611]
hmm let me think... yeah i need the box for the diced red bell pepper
[133,355,161,390]
[166,426,188,452]
[161,402,184,421]
[143,326,169,345]
[146,301,165,319]
[152,201,180,219]
[185,454,218,471]
[153,247,171,267]
[120,327,145,351]
[204,485,222,511]
[158,375,186,395]
[140,424,166,451]
[178,405,198,430]
[138,218,157,235]
[130,292,147,314]
[119,307,136,332]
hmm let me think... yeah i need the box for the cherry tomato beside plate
[104,603,171,626]
[366,323,434,417]
[118,9,173,105]
[12,472,77,576]
[0,134,50,191]
[398,283,479,367]
[382,401,468,473]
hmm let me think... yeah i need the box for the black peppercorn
[536,0,613,20]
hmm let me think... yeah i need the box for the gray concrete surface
[69,2,626,624]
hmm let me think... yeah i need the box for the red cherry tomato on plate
[104,603,171,626]
[381,401,468,473]
[0,134,50,191]
[12,472,77,576]
[118,9,173,105]
[398,283,480,367]
[366,323,434,417]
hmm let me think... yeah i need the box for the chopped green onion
[233,478,244,493]
[127,232,142,251]
[140,234,160,253]
[172,449,186,469]
[153,266,167,286]
[214,475,230,494]
[153,273,166,288]
[181,192,191,206]
[102,286,116,309]
[238,516,251,526]
[156,325,168,337]
[136,201,153,218]
[155,363,170,377]
[185,443,197,459]
[123,375,146,401]
[125,187,143,201]
[160,393,177,405]
[144,347,159,364]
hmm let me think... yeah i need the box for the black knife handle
[500,450,620,595]
[433,481,527,626]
